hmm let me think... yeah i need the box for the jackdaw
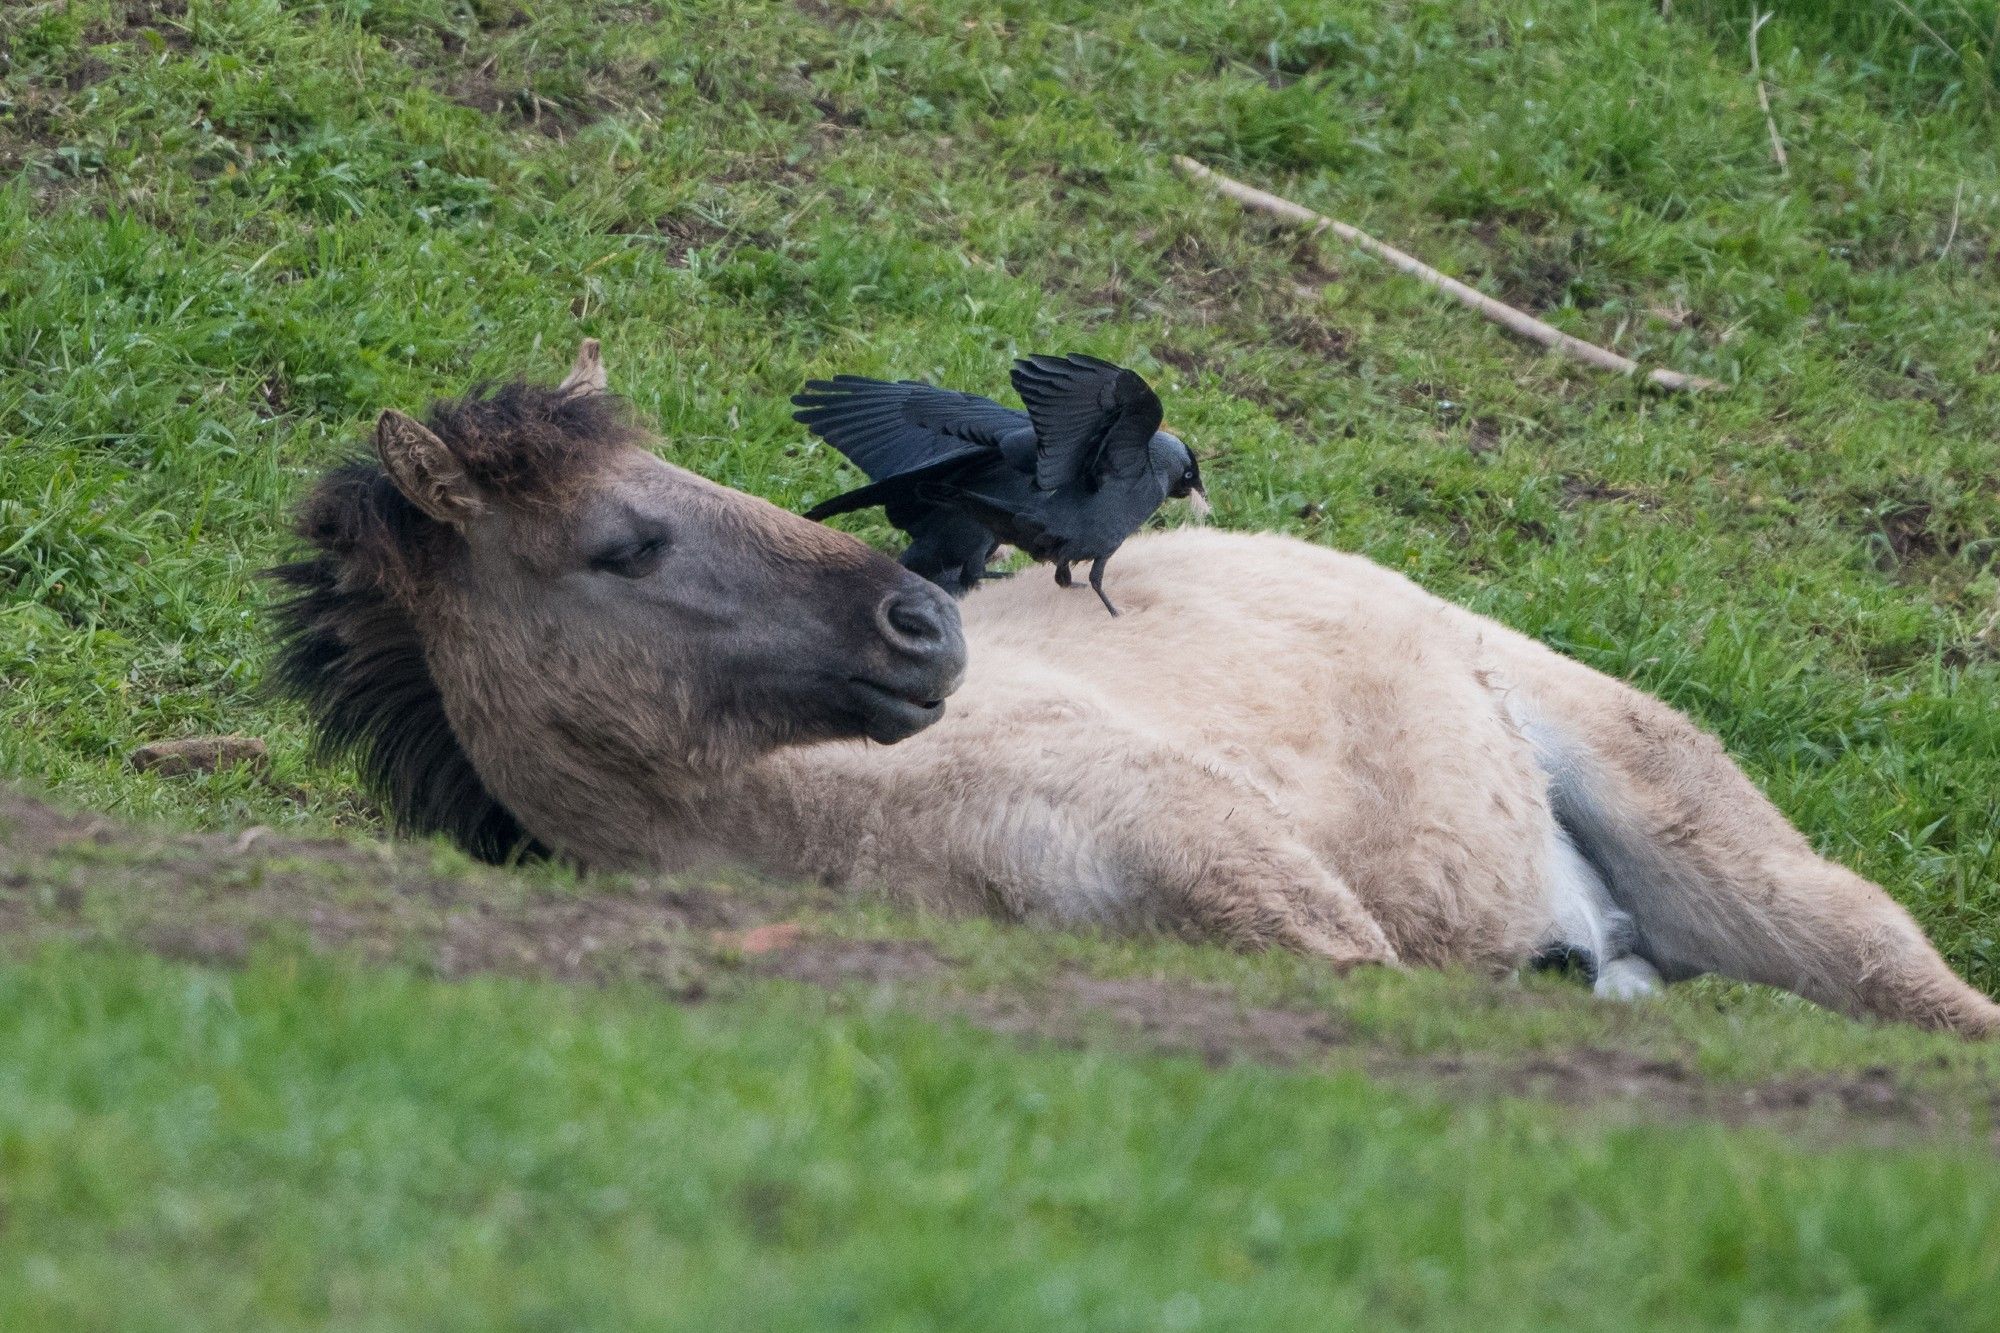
[794,354,1208,614]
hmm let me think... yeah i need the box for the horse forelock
[421,379,638,506]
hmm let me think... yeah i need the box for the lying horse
[272,342,1999,1034]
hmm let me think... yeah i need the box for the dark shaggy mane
[267,380,633,864]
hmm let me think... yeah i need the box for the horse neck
[656,746,888,884]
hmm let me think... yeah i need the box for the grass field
[4,0,2000,1326]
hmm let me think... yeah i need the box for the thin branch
[1172,157,1723,393]
[1750,10,1788,175]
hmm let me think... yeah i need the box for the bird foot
[1088,558,1118,616]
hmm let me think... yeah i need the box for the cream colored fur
[482,524,1995,1034]
[336,350,1996,1032]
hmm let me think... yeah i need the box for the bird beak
[1186,487,1212,523]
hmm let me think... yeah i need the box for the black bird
[794,354,1208,615]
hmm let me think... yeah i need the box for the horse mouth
[845,676,949,744]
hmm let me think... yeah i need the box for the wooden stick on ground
[1172,156,1724,393]
[1750,10,1789,175]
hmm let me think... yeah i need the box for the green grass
[4,0,2000,1324]
[6,946,2000,1332]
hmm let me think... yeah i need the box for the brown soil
[1560,474,1660,510]
[966,975,1344,1068]
[950,976,1991,1145]
[443,69,610,138]
[1466,416,1504,455]
[0,786,764,996]
[91,1,193,52]
[609,212,736,266]
[2,785,1994,1145]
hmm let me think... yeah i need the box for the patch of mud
[758,936,947,988]
[966,975,1343,1068]
[1874,497,1942,565]
[1456,221,1604,313]
[933,976,1985,1142]
[4,0,194,150]
[4,786,1997,1145]
[2,1,183,190]
[444,68,611,138]
[1268,311,1354,362]
[88,0,193,52]
[1152,231,1267,324]
[1409,1048,1963,1141]
[951,981,1994,1147]
[610,211,735,265]
[1560,474,1659,510]
[1849,487,1994,575]
[386,11,659,141]
[1832,478,1998,586]
[0,786,766,995]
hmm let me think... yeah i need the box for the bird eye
[591,534,669,578]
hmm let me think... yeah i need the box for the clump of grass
[1674,0,1999,113]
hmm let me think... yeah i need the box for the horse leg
[1505,654,2000,1034]
[1165,830,1399,969]
[911,730,1398,969]
[1094,756,1396,967]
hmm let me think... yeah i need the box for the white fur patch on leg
[1541,822,1619,970]
[1593,955,1663,1001]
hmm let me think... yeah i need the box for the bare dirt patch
[444,67,611,138]
[1405,1047,1969,1143]
[1457,219,1606,313]
[1,0,190,186]
[922,971,1995,1146]
[1269,310,1355,363]
[758,935,947,988]
[611,211,735,265]
[1466,416,1504,455]
[1156,231,1225,295]
[3,784,1996,1145]
[86,0,193,54]
[1843,481,1996,578]
[384,11,663,141]
[1560,474,1660,510]
[967,974,1344,1068]
[792,0,905,29]
[0,785,766,994]
[129,734,269,777]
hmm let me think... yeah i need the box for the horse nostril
[888,602,933,639]
[876,586,956,657]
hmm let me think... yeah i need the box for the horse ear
[375,409,484,525]
[559,337,608,395]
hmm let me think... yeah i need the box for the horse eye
[591,535,669,578]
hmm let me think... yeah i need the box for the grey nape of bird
[793,354,1207,615]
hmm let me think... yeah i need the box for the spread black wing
[801,447,990,522]
[1009,354,1163,494]
[791,376,1027,483]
